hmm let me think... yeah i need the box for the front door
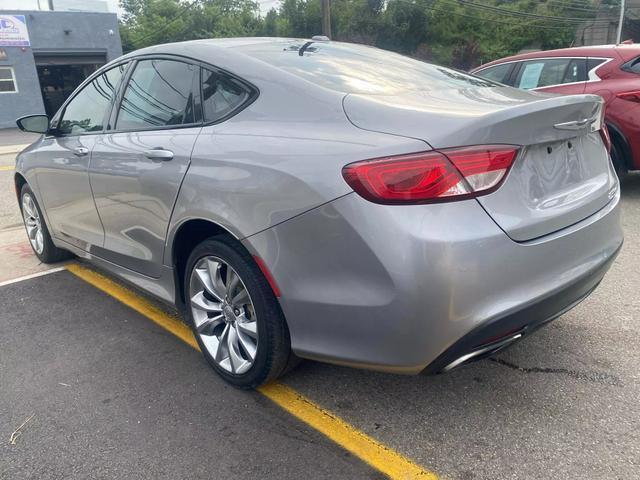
[35,63,128,251]
[89,58,201,278]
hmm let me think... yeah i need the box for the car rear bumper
[244,189,623,374]
[423,240,621,374]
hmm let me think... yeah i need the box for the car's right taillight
[342,145,519,205]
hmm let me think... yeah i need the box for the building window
[0,67,17,93]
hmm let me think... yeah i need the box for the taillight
[342,145,519,205]
[617,91,640,103]
[600,124,612,153]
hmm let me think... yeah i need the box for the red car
[472,44,640,175]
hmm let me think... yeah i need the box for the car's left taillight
[342,145,519,205]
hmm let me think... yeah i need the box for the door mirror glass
[16,114,49,134]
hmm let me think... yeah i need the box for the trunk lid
[343,87,617,241]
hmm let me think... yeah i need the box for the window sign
[518,63,544,90]
[0,15,30,47]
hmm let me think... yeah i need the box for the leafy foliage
[119,0,602,68]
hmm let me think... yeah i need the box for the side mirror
[16,114,50,134]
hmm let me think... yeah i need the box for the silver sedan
[14,38,623,388]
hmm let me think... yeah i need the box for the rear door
[35,62,128,251]
[513,57,588,94]
[89,57,201,278]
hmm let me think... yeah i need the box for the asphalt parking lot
[1,143,639,480]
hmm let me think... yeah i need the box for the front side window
[476,63,512,84]
[515,58,585,90]
[201,68,252,123]
[58,63,127,135]
[116,59,197,130]
[0,67,17,93]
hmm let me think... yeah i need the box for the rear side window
[515,58,586,90]
[621,56,640,74]
[201,68,252,123]
[58,63,127,135]
[587,58,607,73]
[116,59,197,130]
[475,63,512,84]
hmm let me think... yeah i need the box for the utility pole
[616,0,625,44]
[47,0,55,10]
[321,0,331,39]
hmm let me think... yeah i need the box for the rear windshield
[236,41,495,95]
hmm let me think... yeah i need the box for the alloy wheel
[189,256,258,374]
[22,193,44,255]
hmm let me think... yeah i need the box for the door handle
[143,148,174,161]
[73,147,89,156]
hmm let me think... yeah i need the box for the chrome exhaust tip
[441,332,523,373]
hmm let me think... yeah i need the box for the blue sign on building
[0,15,30,47]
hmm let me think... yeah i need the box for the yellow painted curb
[65,263,437,480]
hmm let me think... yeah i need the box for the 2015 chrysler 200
[15,38,623,388]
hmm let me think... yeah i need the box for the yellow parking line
[66,263,198,350]
[65,263,437,480]
[259,382,436,479]
[0,165,15,171]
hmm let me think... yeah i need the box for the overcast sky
[0,0,279,16]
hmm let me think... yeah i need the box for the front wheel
[20,184,72,263]
[184,237,292,388]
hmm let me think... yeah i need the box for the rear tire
[20,184,72,264]
[184,237,293,388]
[610,141,628,178]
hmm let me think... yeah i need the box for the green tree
[119,0,603,69]
[120,0,263,51]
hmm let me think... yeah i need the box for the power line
[428,0,609,30]
[408,0,616,31]
[540,0,616,13]
[447,0,616,24]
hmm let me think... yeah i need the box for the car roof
[115,37,500,96]
[121,37,313,57]
[474,44,640,71]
